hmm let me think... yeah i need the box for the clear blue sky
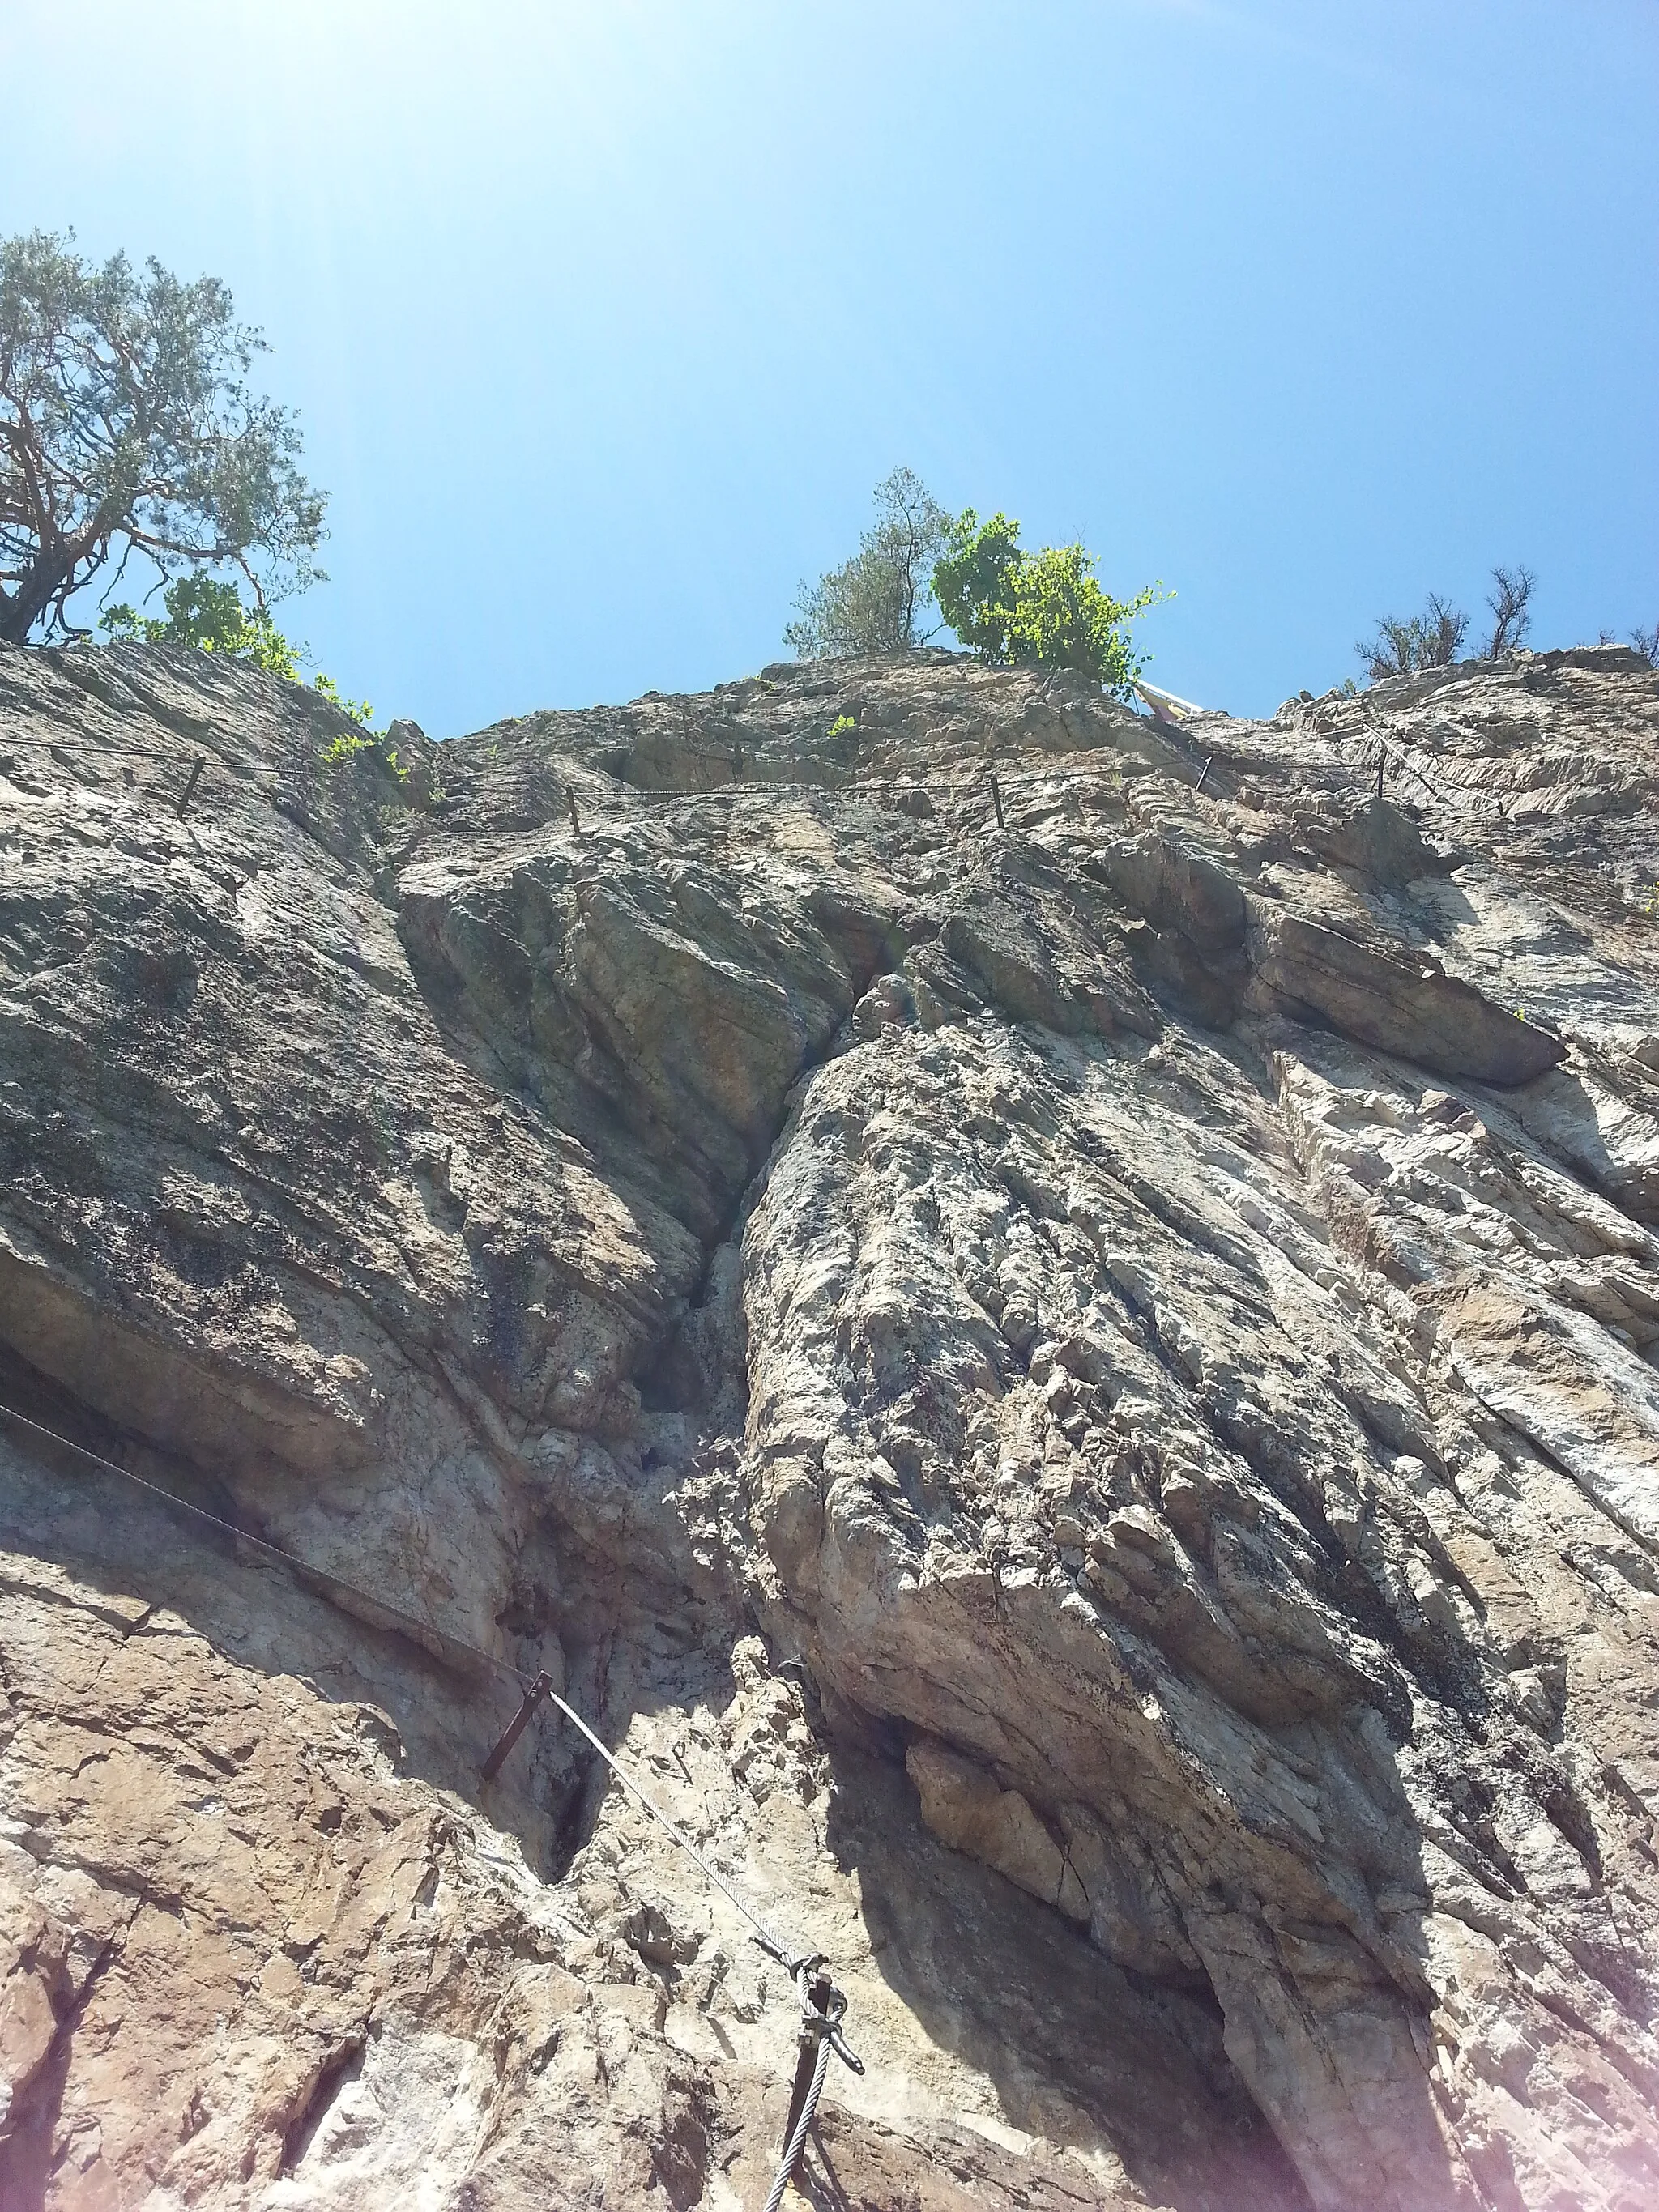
[2,2,1655,731]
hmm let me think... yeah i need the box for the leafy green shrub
[929,511,1022,660]
[827,713,856,738]
[932,511,1164,696]
[103,574,301,676]
[310,671,376,727]
[102,575,373,725]
[318,731,411,788]
[318,731,373,766]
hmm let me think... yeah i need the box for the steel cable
[761,2031,831,2212]
[0,1401,528,1685]
[0,1396,816,1967]
[0,1399,868,2209]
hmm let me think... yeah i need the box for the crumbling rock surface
[1,638,1657,2210]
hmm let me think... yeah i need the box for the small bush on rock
[1483,564,1535,656]
[103,574,301,676]
[1357,564,1539,683]
[103,575,373,725]
[1355,593,1469,681]
[932,510,1164,697]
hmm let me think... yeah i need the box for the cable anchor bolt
[480,1669,553,1783]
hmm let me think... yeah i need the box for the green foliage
[932,510,1165,696]
[1,228,326,644]
[318,730,374,766]
[103,574,301,678]
[827,713,856,738]
[318,730,409,788]
[101,575,373,726]
[310,670,376,728]
[929,511,1022,661]
[786,467,952,658]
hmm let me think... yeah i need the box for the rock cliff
[2,635,1657,2210]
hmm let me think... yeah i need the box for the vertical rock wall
[1,637,1656,2209]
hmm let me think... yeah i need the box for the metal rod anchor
[480,1669,553,1782]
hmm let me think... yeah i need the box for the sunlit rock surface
[1,637,1657,2210]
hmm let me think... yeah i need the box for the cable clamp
[792,1961,864,2078]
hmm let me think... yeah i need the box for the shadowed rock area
[1,636,1657,2210]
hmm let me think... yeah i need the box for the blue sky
[2,1,1654,731]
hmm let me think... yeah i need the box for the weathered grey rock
[1,638,1657,2210]
[1296,795,1458,889]
[907,1737,1091,1921]
[1253,902,1567,1083]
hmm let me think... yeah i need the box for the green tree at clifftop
[785,467,953,657]
[0,229,325,644]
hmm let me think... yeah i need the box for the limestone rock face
[1,638,1657,2210]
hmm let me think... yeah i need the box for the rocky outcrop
[1252,901,1566,1084]
[1,637,1657,2210]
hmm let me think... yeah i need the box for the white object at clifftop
[1132,677,1207,724]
